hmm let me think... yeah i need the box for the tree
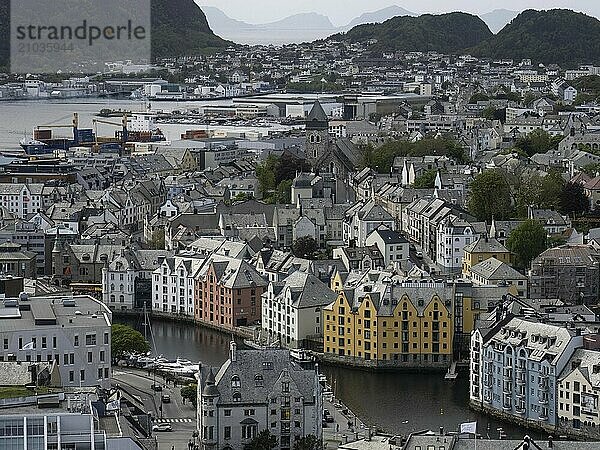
[292,236,318,258]
[256,155,278,199]
[293,435,322,450]
[514,129,562,157]
[468,92,489,103]
[560,182,590,216]
[506,219,547,269]
[111,324,150,361]
[180,383,197,407]
[468,170,513,222]
[246,430,277,450]
[413,169,437,188]
[149,229,165,250]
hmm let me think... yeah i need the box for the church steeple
[305,100,329,171]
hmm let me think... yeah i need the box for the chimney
[439,426,444,436]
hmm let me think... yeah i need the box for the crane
[35,113,80,144]
[92,115,128,155]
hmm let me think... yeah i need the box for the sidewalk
[323,396,369,449]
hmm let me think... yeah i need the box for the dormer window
[233,392,241,402]
[231,375,241,388]
[255,375,264,387]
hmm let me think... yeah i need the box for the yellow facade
[323,291,454,364]
[462,248,513,275]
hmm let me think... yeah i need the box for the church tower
[305,100,329,171]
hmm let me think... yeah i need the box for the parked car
[151,384,163,392]
[161,394,171,403]
[152,423,172,432]
[323,409,334,423]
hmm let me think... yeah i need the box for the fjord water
[123,318,539,439]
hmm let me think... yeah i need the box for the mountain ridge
[470,9,600,67]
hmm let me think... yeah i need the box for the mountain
[264,12,334,31]
[337,12,493,54]
[151,0,228,58]
[343,5,417,30]
[480,9,519,33]
[0,0,228,70]
[0,1,8,70]
[471,9,600,68]
[202,7,336,45]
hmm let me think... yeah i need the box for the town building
[261,271,337,348]
[364,225,409,267]
[469,257,528,297]
[530,245,600,304]
[462,236,513,276]
[470,318,584,432]
[558,348,600,438]
[0,295,112,388]
[195,256,267,329]
[197,343,322,450]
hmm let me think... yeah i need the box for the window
[224,426,231,440]
[233,392,242,402]
[87,352,93,363]
[255,375,264,387]
[80,369,85,382]
[224,409,231,417]
[74,335,79,347]
[85,334,96,346]
[231,375,241,388]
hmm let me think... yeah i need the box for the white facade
[436,216,480,270]
[0,184,44,219]
[102,255,136,311]
[261,272,336,348]
[0,295,112,389]
[152,256,196,316]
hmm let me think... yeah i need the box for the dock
[444,361,458,380]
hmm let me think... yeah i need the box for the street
[113,368,200,450]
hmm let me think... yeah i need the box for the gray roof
[470,257,526,281]
[213,347,317,405]
[277,271,337,309]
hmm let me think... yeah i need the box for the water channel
[118,316,543,440]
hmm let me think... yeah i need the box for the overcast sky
[197,1,600,26]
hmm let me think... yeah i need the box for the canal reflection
[119,317,544,439]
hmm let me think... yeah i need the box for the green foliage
[231,192,253,204]
[256,154,309,204]
[469,93,489,104]
[180,384,197,407]
[560,182,590,216]
[246,430,277,450]
[482,107,506,122]
[514,130,562,157]
[149,229,165,250]
[361,137,469,173]
[468,170,513,222]
[111,324,150,360]
[506,219,547,269]
[287,81,344,93]
[471,9,600,68]
[292,236,318,259]
[515,171,564,216]
[151,0,229,59]
[293,435,322,450]
[413,169,437,189]
[340,12,492,54]
[582,164,600,177]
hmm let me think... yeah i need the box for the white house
[364,225,409,267]
[152,255,202,316]
[261,271,337,348]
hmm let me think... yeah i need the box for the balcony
[515,405,526,415]
[502,402,512,411]
[483,396,492,404]
[539,396,549,406]
[516,391,525,399]
[516,375,526,385]
[503,383,513,394]
[539,413,548,421]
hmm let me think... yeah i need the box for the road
[113,368,199,450]
[322,393,369,449]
